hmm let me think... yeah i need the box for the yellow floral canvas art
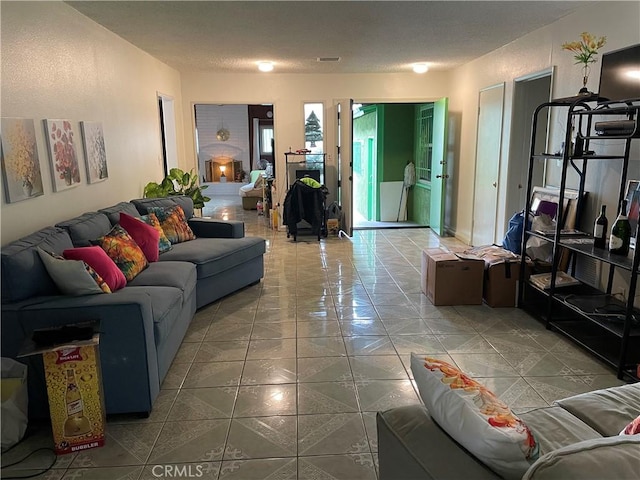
[1,118,44,203]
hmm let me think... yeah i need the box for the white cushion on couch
[411,353,539,480]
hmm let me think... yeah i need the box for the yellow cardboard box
[20,325,105,455]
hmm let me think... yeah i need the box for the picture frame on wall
[80,121,108,183]
[44,119,81,192]
[0,118,45,203]
[624,179,639,248]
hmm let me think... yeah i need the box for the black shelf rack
[518,96,640,381]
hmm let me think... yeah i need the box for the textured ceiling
[66,1,588,74]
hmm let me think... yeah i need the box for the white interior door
[472,83,505,246]
[158,93,179,176]
[336,99,353,237]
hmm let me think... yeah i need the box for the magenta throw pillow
[119,212,161,262]
[63,246,127,291]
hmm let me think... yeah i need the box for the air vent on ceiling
[317,57,341,62]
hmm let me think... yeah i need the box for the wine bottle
[609,200,631,256]
[593,204,608,249]
[63,369,91,437]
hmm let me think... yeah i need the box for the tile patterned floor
[3,195,627,480]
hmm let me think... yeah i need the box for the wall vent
[317,57,341,62]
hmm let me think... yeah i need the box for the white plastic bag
[1,358,28,452]
[526,214,554,262]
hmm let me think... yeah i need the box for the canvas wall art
[1,118,44,203]
[44,119,81,191]
[81,121,108,183]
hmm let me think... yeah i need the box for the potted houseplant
[143,168,211,213]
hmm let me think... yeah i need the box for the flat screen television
[597,43,640,103]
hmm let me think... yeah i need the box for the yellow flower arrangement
[562,32,607,66]
[5,121,38,188]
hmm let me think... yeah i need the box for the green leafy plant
[143,168,211,209]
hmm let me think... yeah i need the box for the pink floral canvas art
[1,118,44,203]
[44,119,81,192]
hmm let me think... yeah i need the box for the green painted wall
[380,104,415,182]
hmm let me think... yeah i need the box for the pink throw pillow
[63,246,127,291]
[119,212,161,262]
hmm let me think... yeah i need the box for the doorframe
[157,92,179,176]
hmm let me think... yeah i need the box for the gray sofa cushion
[131,196,194,219]
[520,406,601,455]
[128,261,197,298]
[377,405,499,480]
[523,435,640,480]
[56,212,112,247]
[99,202,140,226]
[554,383,640,437]
[1,227,74,303]
[158,237,266,278]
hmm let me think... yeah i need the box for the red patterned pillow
[64,246,126,291]
[91,225,148,282]
[621,415,640,435]
[148,205,195,244]
[119,212,161,262]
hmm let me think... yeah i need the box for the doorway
[505,70,553,234]
[350,101,448,231]
[193,104,274,198]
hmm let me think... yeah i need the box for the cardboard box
[19,324,105,455]
[465,245,527,308]
[484,261,522,307]
[421,248,484,305]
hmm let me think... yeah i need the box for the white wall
[1,2,185,244]
[180,72,452,207]
[448,1,640,244]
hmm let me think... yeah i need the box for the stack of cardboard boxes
[421,245,528,307]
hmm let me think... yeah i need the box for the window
[303,103,324,153]
[416,104,434,182]
[260,126,273,154]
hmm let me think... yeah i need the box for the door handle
[436,174,449,179]
[492,182,497,187]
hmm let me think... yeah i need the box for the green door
[429,98,449,236]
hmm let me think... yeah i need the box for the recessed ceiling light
[258,61,274,72]
[412,63,429,74]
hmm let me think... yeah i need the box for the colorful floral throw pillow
[91,224,148,282]
[139,212,172,254]
[148,205,195,244]
[620,415,640,435]
[37,248,111,295]
[411,353,539,480]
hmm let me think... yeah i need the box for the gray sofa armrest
[523,435,640,480]
[377,405,499,480]
[4,289,160,416]
[188,217,244,238]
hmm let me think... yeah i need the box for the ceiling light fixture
[258,61,274,72]
[412,63,429,74]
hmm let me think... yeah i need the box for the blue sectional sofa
[1,196,266,417]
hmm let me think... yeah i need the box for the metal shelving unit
[518,95,640,381]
